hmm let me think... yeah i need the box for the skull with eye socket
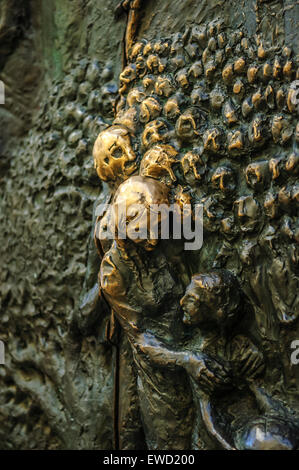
[93,125,137,182]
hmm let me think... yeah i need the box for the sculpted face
[93,125,137,182]
[234,195,261,232]
[139,144,178,185]
[180,278,222,326]
[110,175,170,251]
[180,271,241,327]
[180,291,204,325]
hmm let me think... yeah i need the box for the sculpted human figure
[180,272,299,450]
[139,270,299,449]
[138,270,256,449]
[180,271,264,449]
[98,175,233,449]
[98,175,192,449]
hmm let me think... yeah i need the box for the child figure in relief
[180,271,298,450]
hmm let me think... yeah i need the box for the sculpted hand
[187,353,232,394]
[228,335,265,380]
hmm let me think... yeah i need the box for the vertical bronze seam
[113,336,120,450]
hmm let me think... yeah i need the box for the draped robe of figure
[100,239,194,449]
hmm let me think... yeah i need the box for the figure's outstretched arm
[133,332,188,370]
[199,396,236,450]
[133,332,232,394]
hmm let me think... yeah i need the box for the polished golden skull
[93,125,137,182]
[111,175,170,250]
[139,144,178,184]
